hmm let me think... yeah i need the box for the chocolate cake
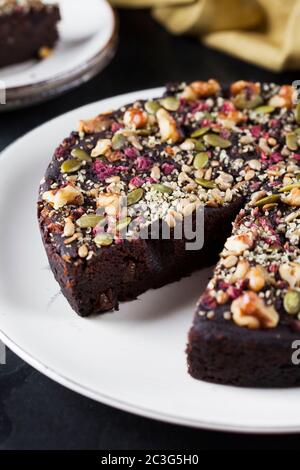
[38,79,300,387]
[0,0,60,68]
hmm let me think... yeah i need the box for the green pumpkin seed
[94,233,113,247]
[191,127,210,138]
[61,159,82,173]
[76,214,104,228]
[295,103,300,124]
[195,178,216,189]
[112,133,127,150]
[193,152,209,169]
[135,129,151,136]
[233,93,263,110]
[160,97,180,112]
[254,194,281,207]
[145,100,160,114]
[127,188,144,206]
[116,217,131,231]
[71,148,92,162]
[286,132,298,151]
[203,133,231,149]
[151,183,173,194]
[254,105,275,114]
[187,138,205,151]
[279,182,300,193]
[284,290,300,315]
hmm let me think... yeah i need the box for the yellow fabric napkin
[110,0,300,71]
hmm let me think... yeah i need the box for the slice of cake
[0,0,60,68]
[38,79,300,386]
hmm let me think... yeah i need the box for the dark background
[1,9,300,450]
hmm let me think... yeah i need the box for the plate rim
[1,87,300,435]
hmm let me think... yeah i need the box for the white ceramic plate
[1,88,300,434]
[0,0,117,110]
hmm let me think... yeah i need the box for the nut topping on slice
[279,262,300,288]
[156,108,181,143]
[231,291,279,329]
[42,185,84,210]
[224,233,253,256]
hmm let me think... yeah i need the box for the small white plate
[1,88,300,434]
[0,0,117,110]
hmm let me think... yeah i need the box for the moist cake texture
[0,0,60,68]
[38,79,300,386]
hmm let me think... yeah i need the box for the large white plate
[0,0,117,110]
[1,88,300,434]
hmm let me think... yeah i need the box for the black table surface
[1,8,300,451]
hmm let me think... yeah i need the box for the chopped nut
[248,160,261,171]
[91,139,112,157]
[42,185,84,210]
[231,291,279,329]
[215,172,233,190]
[123,107,147,128]
[247,266,266,292]
[282,188,300,206]
[230,259,250,283]
[63,217,75,237]
[224,233,253,255]
[156,108,181,143]
[222,255,238,268]
[190,79,220,97]
[78,114,112,133]
[150,165,161,180]
[279,262,300,288]
[78,244,88,258]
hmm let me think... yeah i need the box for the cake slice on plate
[0,0,60,68]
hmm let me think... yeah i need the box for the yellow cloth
[110,0,300,71]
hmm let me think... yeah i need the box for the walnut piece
[224,233,253,256]
[156,108,181,143]
[279,262,300,288]
[78,114,112,134]
[123,108,147,129]
[282,188,300,207]
[91,138,112,158]
[231,291,279,329]
[43,185,84,210]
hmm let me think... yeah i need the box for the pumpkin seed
[295,103,300,124]
[116,217,131,231]
[127,188,144,206]
[233,93,263,110]
[254,105,275,114]
[284,290,300,315]
[254,194,281,207]
[145,100,160,114]
[151,183,173,194]
[94,233,113,247]
[286,132,298,151]
[279,182,300,193]
[193,152,209,169]
[135,129,151,136]
[185,138,205,151]
[203,133,231,149]
[61,159,82,173]
[160,97,180,112]
[76,214,104,228]
[195,178,216,189]
[112,133,127,150]
[71,148,92,162]
[191,127,210,138]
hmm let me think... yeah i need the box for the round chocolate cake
[38,80,300,387]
